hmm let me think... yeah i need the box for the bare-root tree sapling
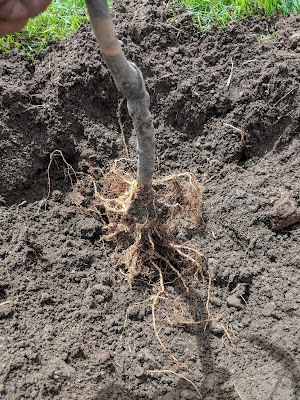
[84,0,207,305]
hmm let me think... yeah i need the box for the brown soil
[0,1,299,399]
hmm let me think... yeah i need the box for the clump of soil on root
[92,166,207,292]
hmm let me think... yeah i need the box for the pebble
[262,301,276,317]
[235,189,246,199]
[249,204,260,212]
[164,327,174,336]
[0,301,13,318]
[135,366,144,378]
[169,47,180,54]
[226,294,242,309]
[30,390,38,398]
[40,293,54,305]
[209,321,224,336]
[289,32,300,49]
[268,197,300,231]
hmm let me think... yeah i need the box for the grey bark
[85,0,111,19]
[85,0,155,188]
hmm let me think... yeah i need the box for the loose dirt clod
[268,197,300,231]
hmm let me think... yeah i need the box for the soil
[0,1,300,399]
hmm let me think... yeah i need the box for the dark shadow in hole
[237,147,248,164]
[240,116,294,162]
[5,149,80,206]
[0,284,8,300]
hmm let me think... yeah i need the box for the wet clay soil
[0,1,300,399]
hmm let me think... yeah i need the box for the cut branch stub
[85,0,155,189]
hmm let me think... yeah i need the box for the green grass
[0,0,299,55]
[0,217,11,223]
[0,0,88,55]
[173,0,300,31]
[232,377,246,400]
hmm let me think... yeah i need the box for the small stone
[268,197,300,231]
[209,321,224,336]
[226,294,242,309]
[135,366,144,378]
[249,204,260,212]
[289,32,300,49]
[0,301,13,318]
[164,327,174,336]
[169,47,180,54]
[30,390,38,398]
[235,189,246,199]
[262,301,276,317]
[40,293,54,305]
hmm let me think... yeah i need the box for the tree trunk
[85,0,155,189]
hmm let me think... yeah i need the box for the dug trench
[0,0,300,399]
